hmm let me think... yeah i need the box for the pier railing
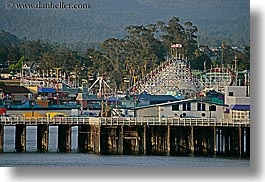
[98,117,249,127]
[0,116,250,127]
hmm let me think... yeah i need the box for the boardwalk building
[134,99,228,120]
[224,86,250,123]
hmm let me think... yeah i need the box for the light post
[31,100,34,117]
[209,104,212,119]
[30,93,35,117]
[56,92,59,107]
[132,76,137,108]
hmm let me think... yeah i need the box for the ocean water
[0,126,250,167]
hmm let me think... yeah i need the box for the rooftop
[0,86,31,94]
[138,92,178,102]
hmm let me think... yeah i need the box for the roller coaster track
[130,57,236,98]
[130,57,202,98]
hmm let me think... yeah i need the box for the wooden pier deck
[0,116,250,157]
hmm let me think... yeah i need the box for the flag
[171,44,182,48]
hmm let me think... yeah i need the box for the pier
[0,116,250,157]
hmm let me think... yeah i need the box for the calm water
[0,126,250,167]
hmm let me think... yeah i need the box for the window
[172,104,179,111]
[209,105,216,111]
[202,103,205,111]
[187,103,191,111]
[229,91,234,96]
[197,103,206,111]
[197,103,201,111]
[183,103,191,111]
[183,103,186,111]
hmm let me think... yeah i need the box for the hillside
[0,0,249,47]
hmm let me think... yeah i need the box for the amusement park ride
[128,44,239,98]
[19,44,242,100]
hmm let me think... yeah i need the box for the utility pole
[233,55,238,86]
[221,41,226,67]
[132,76,138,115]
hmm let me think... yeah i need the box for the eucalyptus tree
[238,46,250,70]
[158,17,186,55]
[86,48,105,79]
[158,17,199,62]
[101,38,127,90]
[190,52,211,71]
[98,24,166,90]
[85,17,201,91]
[123,24,165,78]
[39,47,82,78]
[183,21,199,61]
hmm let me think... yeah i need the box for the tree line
[0,17,250,92]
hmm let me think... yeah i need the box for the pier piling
[58,125,72,153]
[90,125,101,154]
[167,125,171,155]
[117,126,124,154]
[0,116,250,157]
[0,125,3,153]
[37,124,49,152]
[246,128,250,158]
[15,124,26,152]
[78,125,91,153]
